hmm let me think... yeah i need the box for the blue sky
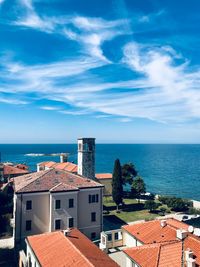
[0,0,200,143]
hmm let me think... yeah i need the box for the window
[55,199,61,210]
[26,220,32,231]
[91,232,96,240]
[114,232,119,240]
[26,200,32,210]
[55,219,61,230]
[69,198,74,208]
[107,233,112,242]
[91,212,96,222]
[88,194,99,203]
[68,217,74,228]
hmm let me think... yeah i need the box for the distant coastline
[0,144,200,201]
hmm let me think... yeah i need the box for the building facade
[13,168,104,245]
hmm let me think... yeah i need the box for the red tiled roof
[184,234,200,266]
[14,164,28,170]
[96,173,112,179]
[124,241,182,267]
[26,229,119,267]
[122,219,186,244]
[14,169,103,193]
[3,165,29,176]
[39,161,78,173]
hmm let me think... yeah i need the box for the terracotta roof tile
[14,169,103,193]
[26,229,119,267]
[124,241,182,267]
[184,234,200,266]
[96,173,112,179]
[122,219,186,244]
[3,165,29,176]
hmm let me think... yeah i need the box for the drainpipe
[19,194,23,244]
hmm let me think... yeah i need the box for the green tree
[112,159,123,211]
[131,176,146,203]
[145,200,159,212]
[121,162,138,184]
[160,207,167,216]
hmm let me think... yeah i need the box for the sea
[0,144,200,201]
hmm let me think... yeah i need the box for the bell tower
[77,138,95,180]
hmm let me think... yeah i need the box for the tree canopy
[121,162,137,184]
[112,159,123,210]
[131,176,146,202]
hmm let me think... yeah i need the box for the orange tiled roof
[96,173,112,179]
[39,161,78,173]
[122,218,189,244]
[14,169,103,193]
[26,229,119,267]
[184,234,200,266]
[3,165,29,176]
[124,241,182,267]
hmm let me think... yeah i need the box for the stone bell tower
[77,138,95,180]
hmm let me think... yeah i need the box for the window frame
[55,199,61,210]
[91,212,96,222]
[55,219,61,230]
[26,220,32,231]
[68,217,74,228]
[26,200,32,210]
[68,198,74,208]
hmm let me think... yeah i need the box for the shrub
[144,200,159,212]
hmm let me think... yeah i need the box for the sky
[0,0,200,143]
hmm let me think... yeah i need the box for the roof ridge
[49,182,63,191]
[65,231,94,267]
[17,169,52,192]
[156,244,161,267]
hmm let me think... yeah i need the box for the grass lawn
[103,196,164,223]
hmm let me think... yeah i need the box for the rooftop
[122,218,189,244]
[96,173,112,179]
[26,228,119,267]
[3,164,29,176]
[39,161,78,173]
[122,218,200,266]
[124,241,182,267]
[14,168,103,193]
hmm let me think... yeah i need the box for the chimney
[160,220,167,228]
[185,249,196,267]
[176,229,188,240]
[60,153,68,163]
[77,138,95,180]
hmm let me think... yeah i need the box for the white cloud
[40,106,60,111]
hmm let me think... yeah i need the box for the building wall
[26,242,41,267]
[125,256,139,267]
[14,187,103,243]
[14,192,50,243]
[78,188,103,239]
[122,230,143,247]
[97,178,112,196]
[50,191,78,231]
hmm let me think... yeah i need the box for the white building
[13,138,104,245]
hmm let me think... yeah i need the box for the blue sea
[0,144,200,201]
